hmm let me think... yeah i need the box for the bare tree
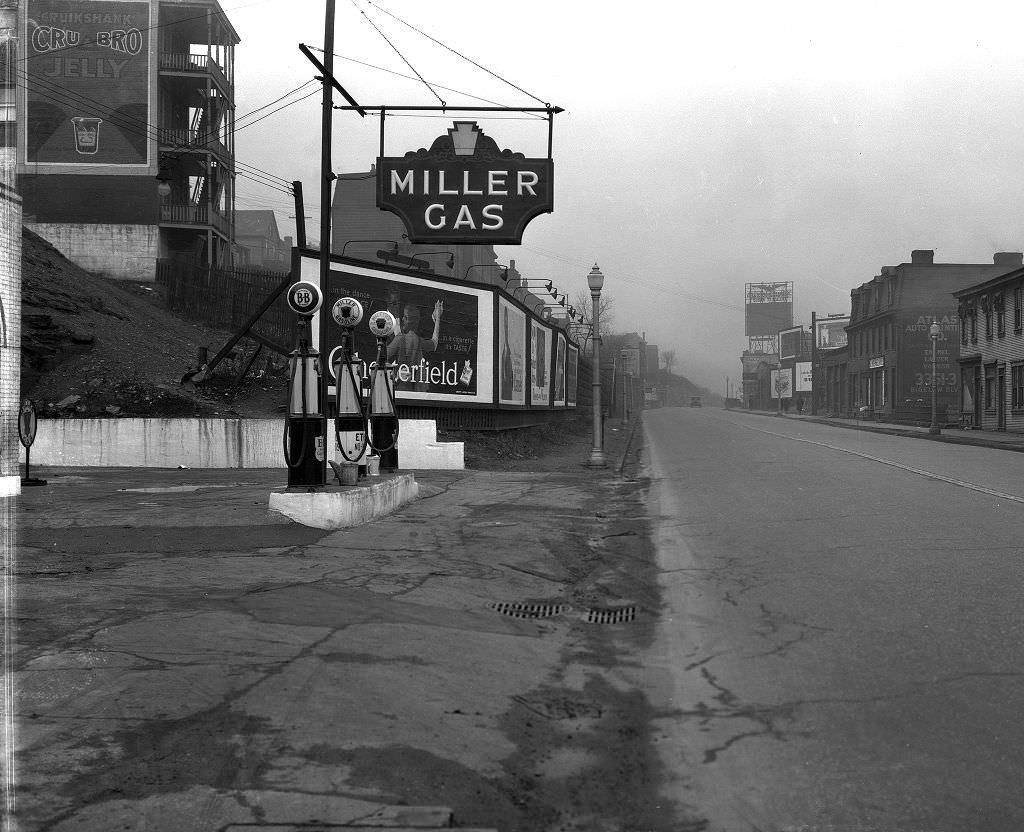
[572,289,616,347]
[661,349,677,375]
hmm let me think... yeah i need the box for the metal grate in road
[488,602,570,619]
[583,606,638,624]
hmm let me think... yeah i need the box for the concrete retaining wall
[20,418,464,470]
[26,223,159,281]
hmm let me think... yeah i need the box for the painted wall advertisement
[301,257,494,405]
[530,319,551,406]
[902,314,958,399]
[498,297,526,405]
[553,332,566,407]
[24,0,152,166]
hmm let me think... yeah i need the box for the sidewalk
[6,422,651,832]
[737,407,1024,452]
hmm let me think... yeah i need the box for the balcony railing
[157,127,230,160]
[159,52,229,92]
[160,203,230,236]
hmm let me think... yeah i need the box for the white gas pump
[331,297,368,465]
[366,310,399,471]
[283,280,326,487]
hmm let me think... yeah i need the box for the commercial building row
[743,249,1024,433]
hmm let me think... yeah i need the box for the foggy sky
[228,0,1024,391]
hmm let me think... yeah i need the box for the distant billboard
[553,332,567,407]
[565,343,578,407]
[796,361,813,392]
[23,0,153,167]
[745,282,794,337]
[530,319,551,406]
[778,326,804,360]
[771,367,793,399]
[498,297,526,405]
[815,316,849,349]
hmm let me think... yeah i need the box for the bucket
[366,456,381,477]
[338,464,359,486]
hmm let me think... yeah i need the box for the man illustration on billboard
[388,299,443,391]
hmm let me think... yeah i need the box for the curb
[735,408,1024,453]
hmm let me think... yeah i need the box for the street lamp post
[929,320,941,434]
[586,264,607,468]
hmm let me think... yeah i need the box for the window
[985,364,997,409]
[960,311,968,345]
[997,293,1006,337]
[985,296,993,339]
[971,311,977,344]
[1015,286,1022,332]
[1013,364,1024,410]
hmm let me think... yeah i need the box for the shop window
[985,364,997,409]
[1013,363,1024,410]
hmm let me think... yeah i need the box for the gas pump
[366,310,400,472]
[330,297,369,466]
[283,280,326,488]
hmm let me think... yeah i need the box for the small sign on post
[18,399,47,487]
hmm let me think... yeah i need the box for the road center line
[742,424,1024,504]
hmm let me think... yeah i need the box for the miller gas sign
[377,121,553,244]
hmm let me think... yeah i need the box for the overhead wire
[348,0,445,107]
[364,0,549,107]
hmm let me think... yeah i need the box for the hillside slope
[20,227,284,417]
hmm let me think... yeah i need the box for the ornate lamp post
[929,319,941,434]
[586,264,607,468]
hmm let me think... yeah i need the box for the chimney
[993,252,1023,266]
[911,250,934,265]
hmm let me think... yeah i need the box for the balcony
[159,52,229,93]
[157,127,229,161]
[160,203,230,237]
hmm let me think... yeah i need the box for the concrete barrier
[20,418,463,470]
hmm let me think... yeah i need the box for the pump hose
[282,356,309,469]
[367,362,400,454]
[334,351,369,463]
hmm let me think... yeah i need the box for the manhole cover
[489,602,570,619]
[583,606,637,624]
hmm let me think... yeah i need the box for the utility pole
[316,0,336,477]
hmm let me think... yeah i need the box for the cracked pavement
[5,425,686,832]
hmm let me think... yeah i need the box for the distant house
[235,210,291,271]
[954,265,1024,431]
[846,250,1022,424]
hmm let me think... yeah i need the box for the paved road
[641,406,1024,832]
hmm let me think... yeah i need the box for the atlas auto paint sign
[23,0,153,166]
[377,121,553,244]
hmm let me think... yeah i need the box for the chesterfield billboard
[23,0,153,167]
[377,121,553,244]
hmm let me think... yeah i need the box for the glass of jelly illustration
[71,117,102,154]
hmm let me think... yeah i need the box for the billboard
[300,255,494,405]
[565,343,578,407]
[23,0,152,167]
[530,319,551,406]
[815,316,849,349]
[771,367,793,399]
[498,297,526,405]
[745,282,794,337]
[795,361,813,392]
[553,332,567,406]
[778,326,804,360]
